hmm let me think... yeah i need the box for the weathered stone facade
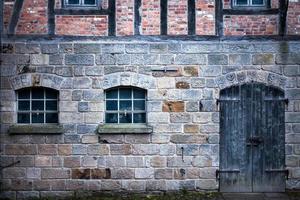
[1,40,300,199]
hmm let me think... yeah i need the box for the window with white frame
[64,0,99,7]
[233,0,268,7]
[17,88,59,124]
[105,87,146,124]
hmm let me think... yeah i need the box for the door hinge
[216,169,240,181]
[264,98,289,105]
[265,169,289,180]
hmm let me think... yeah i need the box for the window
[17,88,58,124]
[64,0,99,7]
[105,87,146,124]
[234,0,267,7]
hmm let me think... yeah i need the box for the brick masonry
[55,16,108,36]
[1,40,300,199]
[16,0,48,34]
[223,15,278,36]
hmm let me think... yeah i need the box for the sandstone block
[63,156,81,168]
[82,135,99,144]
[135,168,154,179]
[112,169,134,179]
[162,101,185,112]
[91,168,111,179]
[41,169,70,179]
[35,156,52,167]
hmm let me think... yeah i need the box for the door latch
[246,136,263,146]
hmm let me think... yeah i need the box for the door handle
[246,137,263,146]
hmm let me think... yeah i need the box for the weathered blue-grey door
[219,83,286,192]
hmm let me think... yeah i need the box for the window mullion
[30,89,32,124]
[118,88,120,124]
[44,88,46,124]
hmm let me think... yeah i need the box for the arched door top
[215,71,287,91]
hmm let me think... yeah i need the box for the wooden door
[219,83,286,192]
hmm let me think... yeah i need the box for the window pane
[120,89,132,99]
[106,89,118,99]
[32,100,44,111]
[46,101,57,111]
[119,113,132,123]
[106,100,118,110]
[18,113,30,123]
[68,0,80,4]
[18,101,30,111]
[133,113,146,123]
[106,113,118,123]
[46,113,58,123]
[32,113,44,123]
[46,89,58,99]
[18,89,30,99]
[120,101,132,111]
[236,0,248,5]
[84,0,96,5]
[133,89,145,99]
[252,0,264,5]
[32,88,44,99]
[134,100,145,111]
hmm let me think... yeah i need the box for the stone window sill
[97,124,153,134]
[8,124,64,135]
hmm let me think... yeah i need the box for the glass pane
[84,0,96,5]
[32,88,44,99]
[236,0,248,5]
[46,101,57,111]
[18,113,30,123]
[120,101,132,111]
[134,100,145,111]
[32,113,44,123]
[119,113,132,123]
[68,0,80,4]
[46,89,58,99]
[18,101,30,111]
[106,89,118,99]
[46,113,58,123]
[133,113,146,123]
[120,89,132,99]
[106,113,118,123]
[106,100,118,111]
[252,0,264,5]
[133,89,145,99]
[32,100,44,111]
[18,89,30,99]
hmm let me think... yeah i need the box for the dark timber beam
[8,0,24,35]
[108,0,116,36]
[1,0,3,35]
[160,0,168,35]
[134,0,141,35]
[279,0,289,36]
[188,0,196,35]
[215,0,223,36]
[48,0,55,35]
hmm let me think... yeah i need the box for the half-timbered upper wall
[2,0,300,36]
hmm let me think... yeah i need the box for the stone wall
[1,40,300,199]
